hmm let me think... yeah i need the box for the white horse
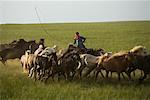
[78,52,112,78]
[20,50,31,73]
[39,46,56,57]
[77,54,101,78]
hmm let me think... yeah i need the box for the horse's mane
[109,51,128,59]
[130,45,146,53]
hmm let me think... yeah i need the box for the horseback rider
[73,32,86,48]
[39,38,45,48]
[34,45,44,57]
[34,38,45,56]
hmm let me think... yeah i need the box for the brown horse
[95,51,135,80]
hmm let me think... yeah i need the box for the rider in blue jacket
[74,32,86,48]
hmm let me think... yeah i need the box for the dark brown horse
[50,50,82,81]
[0,40,17,52]
[0,39,38,64]
[128,55,150,82]
[32,52,58,81]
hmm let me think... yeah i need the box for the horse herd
[0,39,150,83]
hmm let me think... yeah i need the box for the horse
[128,55,150,82]
[28,46,58,81]
[130,45,149,56]
[95,51,136,80]
[77,54,101,78]
[51,50,82,81]
[129,45,149,77]
[0,39,38,64]
[0,40,17,52]
[20,50,31,73]
[32,52,58,81]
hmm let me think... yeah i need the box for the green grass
[0,21,150,100]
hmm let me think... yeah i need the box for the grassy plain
[0,21,150,100]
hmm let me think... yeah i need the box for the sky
[0,0,150,24]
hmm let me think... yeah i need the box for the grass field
[0,21,150,100]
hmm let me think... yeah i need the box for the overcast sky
[0,1,150,24]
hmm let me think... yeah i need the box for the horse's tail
[0,57,6,65]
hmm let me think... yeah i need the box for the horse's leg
[126,67,136,80]
[51,66,62,81]
[118,73,121,81]
[21,62,23,68]
[99,70,105,78]
[79,71,82,79]
[51,72,55,82]
[28,68,30,77]
[39,69,43,81]
[93,68,96,76]
[22,63,25,73]
[45,70,55,82]
[61,72,66,80]
[125,71,132,81]
[22,62,27,73]
[96,65,105,78]
[1,60,6,66]
[24,64,28,73]
[41,69,45,80]
[139,72,147,83]
[71,71,76,80]
[76,69,82,79]
[34,66,37,81]
[95,69,104,80]
[42,68,46,80]
[110,72,113,78]
[121,72,126,80]
[141,70,143,77]
[57,72,62,81]
[106,70,109,78]
[133,71,136,77]
[95,70,99,80]
[64,72,68,80]
[28,68,31,77]
[83,66,96,78]
[77,65,85,79]
[128,67,137,78]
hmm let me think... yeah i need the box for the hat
[76,32,79,35]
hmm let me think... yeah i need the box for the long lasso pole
[35,7,49,34]
[34,7,69,47]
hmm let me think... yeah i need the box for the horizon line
[1,20,150,25]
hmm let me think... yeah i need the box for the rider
[73,32,86,48]
[34,45,44,56]
[39,38,45,48]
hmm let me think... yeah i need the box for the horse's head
[130,45,149,56]
[68,44,78,51]
[13,39,27,48]
[96,48,106,56]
